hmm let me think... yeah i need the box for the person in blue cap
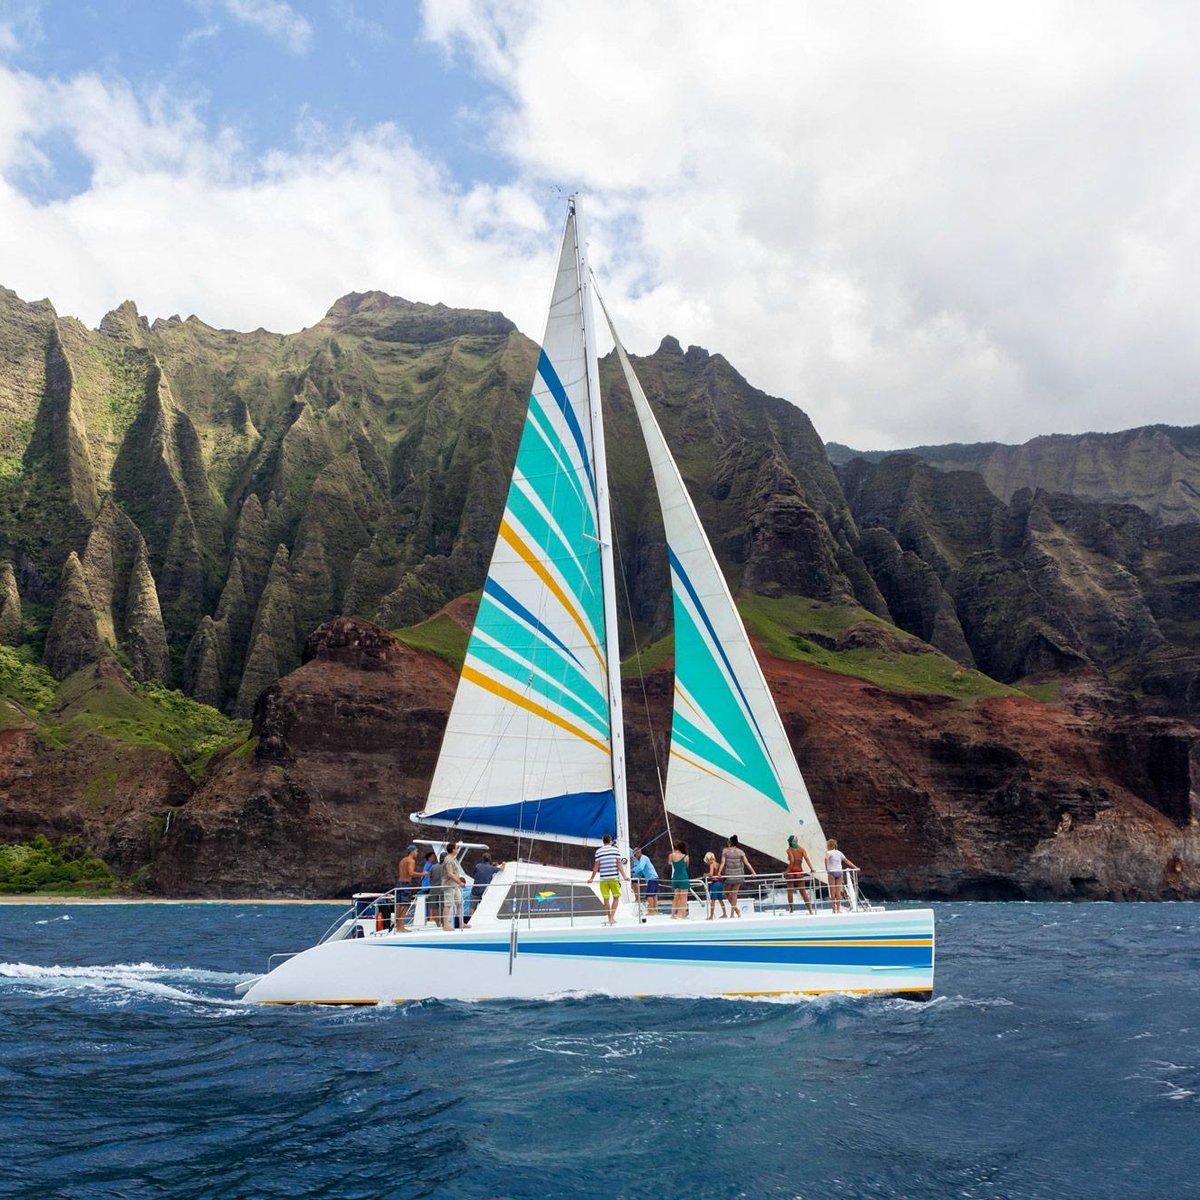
[395,844,419,931]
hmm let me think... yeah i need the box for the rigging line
[611,503,673,853]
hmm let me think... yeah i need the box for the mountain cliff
[1,283,1197,897]
[828,424,1200,525]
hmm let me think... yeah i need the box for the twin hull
[242,908,935,1004]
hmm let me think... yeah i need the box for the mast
[573,196,630,856]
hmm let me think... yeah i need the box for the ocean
[0,901,1195,1199]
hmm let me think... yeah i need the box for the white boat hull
[241,906,934,1004]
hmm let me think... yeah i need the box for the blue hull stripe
[381,938,932,970]
[446,790,616,840]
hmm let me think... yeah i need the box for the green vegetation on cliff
[393,612,469,669]
[738,595,1018,700]
[0,645,57,713]
[1,651,248,779]
[43,666,249,778]
[0,834,117,895]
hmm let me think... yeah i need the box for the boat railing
[633,867,867,919]
[292,869,870,951]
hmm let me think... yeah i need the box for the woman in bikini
[825,838,858,914]
[784,835,815,915]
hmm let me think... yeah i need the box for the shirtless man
[784,834,815,915]
[395,845,419,931]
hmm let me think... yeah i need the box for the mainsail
[417,204,620,844]
[599,297,827,865]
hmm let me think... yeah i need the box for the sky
[0,0,1197,450]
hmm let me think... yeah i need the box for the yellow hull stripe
[462,664,611,755]
[498,520,606,672]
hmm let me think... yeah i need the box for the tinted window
[497,883,607,920]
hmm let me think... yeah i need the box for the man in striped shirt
[587,834,629,926]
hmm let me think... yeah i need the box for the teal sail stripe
[472,595,610,724]
[467,637,610,739]
[673,591,786,807]
[506,486,603,643]
[670,548,775,773]
[527,402,587,512]
[471,595,610,729]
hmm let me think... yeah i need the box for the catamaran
[238,198,935,1004]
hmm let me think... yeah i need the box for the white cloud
[2,4,1200,450]
[0,66,552,341]
[223,0,312,55]
[424,1,1200,448]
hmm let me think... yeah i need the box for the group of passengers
[392,842,504,932]
[383,832,857,934]
[595,833,858,923]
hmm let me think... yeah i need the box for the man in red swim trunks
[784,834,816,915]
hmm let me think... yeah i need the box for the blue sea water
[0,902,1195,1200]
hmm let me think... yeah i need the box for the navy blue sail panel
[419,789,616,843]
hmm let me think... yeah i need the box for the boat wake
[0,961,255,1010]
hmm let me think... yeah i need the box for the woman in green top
[668,841,690,919]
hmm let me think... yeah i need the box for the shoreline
[0,896,348,905]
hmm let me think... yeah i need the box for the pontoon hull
[241,907,934,1004]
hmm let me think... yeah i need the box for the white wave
[531,1030,694,1059]
[0,960,255,1009]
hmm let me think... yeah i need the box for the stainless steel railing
[632,867,866,919]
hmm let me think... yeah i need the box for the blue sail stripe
[537,349,596,499]
[481,579,583,669]
[669,547,777,775]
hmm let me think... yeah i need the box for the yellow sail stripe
[674,682,703,719]
[498,520,606,672]
[670,746,729,785]
[462,665,611,755]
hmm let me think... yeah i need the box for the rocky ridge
[0,283,1197,896]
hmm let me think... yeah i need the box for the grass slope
[737,595,1018,700]
[0,650,249,779]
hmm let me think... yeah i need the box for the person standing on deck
[424,852,441,926]
[720,835,756,917]
[825,839,858,914]
[396,845,419,931]
[441,842,467,930]
[785,835,816,915]
[668,842,691,919]
[704,851,728,920]
[630,847,660,916]
[588,835,629,926]
[464,853,503,926]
